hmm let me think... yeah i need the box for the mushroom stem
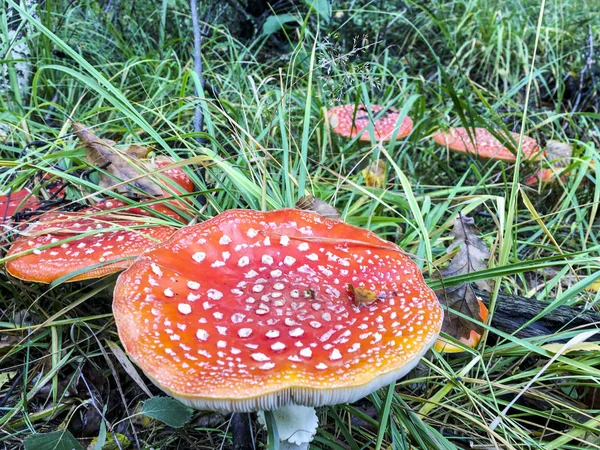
[261,405,318,449]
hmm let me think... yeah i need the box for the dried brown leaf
[435,214,491,347]
[347,283,380,307]
[547,140,573,167]
[295,195,341,220]
[73,122,162,196]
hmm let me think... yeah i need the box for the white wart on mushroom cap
[113,209,443,412]
[327,104,413,142]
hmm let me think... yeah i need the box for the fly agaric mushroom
[432,127,542,162]
[434,297,488,353]
[327,104,413,142]
[5,199,179,283]
[1,188,41,223]
[112,208,442,448]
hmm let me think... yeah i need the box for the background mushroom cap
[113,208,442,412]
[1,188,41,222]
[5,199,178,283]
[432,127,542,162]
[327,104,413,141]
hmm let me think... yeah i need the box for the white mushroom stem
[258,404,318,449]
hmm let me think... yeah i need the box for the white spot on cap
[266,330,280,338]
[196,329,209,341]
[306,253,319,261]
[280,235,290,246]
[247,228,259,238]
[238,328,253,338]
[330,349,342,360]
[245,270,258,278]
[187,281,200,290]
[273,283,285,290]
[151,264,163,276]
[231,313,245,323]
[261,255,274,265]
[299,348,312,358]
[238,256,250,267]
[298,242,309,251]
[283,256,296,266]
[289,328,304,337]
[207,289,223,300]
[32,249,42,255]
[219,235,232,245]
[258,362,275,370]
[164,288,174,297]
[213,312,224,319]
[271,342,286,351]
[251,353,270,362]
[178,304,192,315]
[188,293,201,301]
[252,285,264,293]
[316,363,328,370]
[211,261,226,268]
[216,326,227,335]
[217,340,227,348]
[270,269,282,278]
[192,252,206,263]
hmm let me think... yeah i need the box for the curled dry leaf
[347,283,380,307]
[361,159,387,188]
[74,122,185,197]
[434,214,491,352]
[295,195,341,220]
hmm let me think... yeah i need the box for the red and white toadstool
[327,104,413,142]
[112,208,443,447]
[432,127,542,162]
[0,188,41,223]
[5,199,179,283]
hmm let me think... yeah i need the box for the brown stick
[477,290,600,339]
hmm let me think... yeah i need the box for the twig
[190,0,209,143]
[572,23,595,112]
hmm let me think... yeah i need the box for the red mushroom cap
[113,209,442,412]
[5,199,178,283]
[432,128,542,162]
[327,104,413,142]
[152,156,195,196]
[0,188,41,222]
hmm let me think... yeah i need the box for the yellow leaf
[361,159,387,188]
[542,342,600,355]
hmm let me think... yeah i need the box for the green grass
[1,0,599,448]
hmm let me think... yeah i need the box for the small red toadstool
[432,127,542,162]
[327,104,413,142]
[5,199,179,283]
[0,188,41,223]
[112,208,442,447]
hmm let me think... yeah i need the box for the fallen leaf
[347,283,380,307]
[361,159,387,188]
[295,195,341,220]
[441,214,491,292]
[542,342,600,355]
[73,122,163,196]
[435,214,491,352]
[546,141,573,167]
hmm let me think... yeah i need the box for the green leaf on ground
[141,397,193,428]
[24,430,84,450]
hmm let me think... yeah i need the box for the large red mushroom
[5,199,180,283]
[327,104,413,142]
[432,127,542,162]
[112,208,442,447]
